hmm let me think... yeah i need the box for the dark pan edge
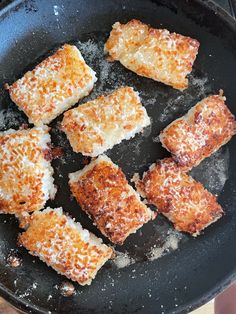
[0,283,43,314]
[0,0,21,17]
[0,0,236,313]
[228,0,236,18]
[174,267,236,314]
[198,0,236,29]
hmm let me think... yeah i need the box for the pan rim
[0,0,236,313]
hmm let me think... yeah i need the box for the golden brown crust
[19,208,113,286]
[69,156,154,245]
[105,19,200,90]
[160,94,236,170]
[137,158,223,235]
[61,86,150,157]
[7,44,96,126]
[0,127,55,215]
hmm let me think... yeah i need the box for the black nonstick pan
[1,0,236,313]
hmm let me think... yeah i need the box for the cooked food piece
[6,44,97,126]
[104,19,199,90]
[135,158,223,236]
[19,207,113,286]
[69,155,154,245]
[0,126,56,215]
[159,93,236,170]
[61,86,150,157]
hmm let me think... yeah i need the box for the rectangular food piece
[69,155,154,245]
[7,44,97,126]
[0,126,56,215]
[104,19,200,90]
[135,158,223,236]
[19,207,113,285]
[61,86,150,157]
[159,94,236,170]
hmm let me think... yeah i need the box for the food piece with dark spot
[135,158,223,236]
[69,155,155,245]
[159,93,236,171]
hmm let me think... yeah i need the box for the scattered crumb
[32,282,38,289]
[131,172,140,184]
[51,147,64,159]
[19,123,29,130]
[152,135,160,143]
[47,295,52,301]
[6,250,22,267]
[81,156,91,165]
[147,231,182,261]
[59,281,75,297]
[16,282,39,299]
[112,251,135,269]
[53,5,59,16]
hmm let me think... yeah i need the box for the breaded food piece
[69,155,154,245]
[6,44,97,126]
[19,207,113,285]
[159,93,236,171]
[0,126,56,215]
[61,86,150,157]
[135,158,223,236]
[104,19,199,90]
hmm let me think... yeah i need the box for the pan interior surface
[0,0,236,313]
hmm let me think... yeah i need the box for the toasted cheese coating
[160,94,236,170]
[19,208,113,285]
[136,158,223,236]
[69,155,154,245]
[0,127,56,215]
[104,19,199,90]
[7,44,97,126]
[61,86,150,157]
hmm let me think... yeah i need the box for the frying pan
[1,0,236,313]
